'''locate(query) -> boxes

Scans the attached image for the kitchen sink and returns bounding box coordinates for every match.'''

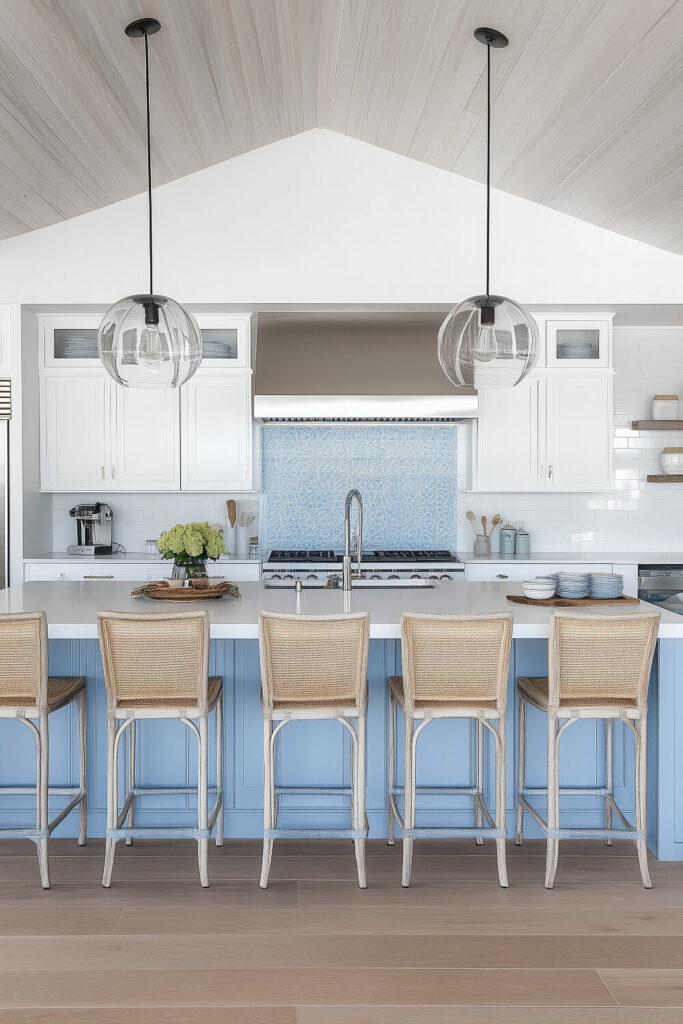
[264,578,436,590]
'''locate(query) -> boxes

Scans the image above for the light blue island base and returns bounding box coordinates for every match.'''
[0,638,681,860]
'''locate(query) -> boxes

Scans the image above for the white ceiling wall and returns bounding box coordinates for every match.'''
[0,0,682,252]
[1,130,682,306]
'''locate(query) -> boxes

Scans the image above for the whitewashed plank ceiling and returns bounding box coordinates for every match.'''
[0,0,682,250]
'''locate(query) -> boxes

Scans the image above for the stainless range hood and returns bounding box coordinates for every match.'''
[253,312,477,421]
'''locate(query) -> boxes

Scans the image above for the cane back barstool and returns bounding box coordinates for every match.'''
[97,610,223,888]
[258,611,369,889]
[388,612,513,888]
[516,610,660,889]
[0,611,87,888]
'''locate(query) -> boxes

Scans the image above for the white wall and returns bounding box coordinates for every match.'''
[459,327,683,554]
[0,130,683,306]
[52,493,260,556]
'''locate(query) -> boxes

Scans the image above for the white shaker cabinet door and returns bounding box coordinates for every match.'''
[40,375,108,490]
[475,377,541,490]
[181,373,253,490]
[114,386,180,489]
[544,373,612,490]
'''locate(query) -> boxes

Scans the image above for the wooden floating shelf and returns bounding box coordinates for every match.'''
[647,474,683,483]
[632,420,683,430]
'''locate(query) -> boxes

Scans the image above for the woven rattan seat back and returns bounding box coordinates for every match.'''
[400,613,513,711]
[259,612,369,709]
[98,610,210,710]
[549,611,660,706]
[0,612,48,708]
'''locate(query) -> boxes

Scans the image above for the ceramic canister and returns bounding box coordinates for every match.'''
[499,524,516,556]
[515,527,531,555]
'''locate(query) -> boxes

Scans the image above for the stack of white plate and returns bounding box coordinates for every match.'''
[589,573,623,599]
[556,571,590,599]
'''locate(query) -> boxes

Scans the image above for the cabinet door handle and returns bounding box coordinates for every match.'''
[83,575,114,579]
[496,573,509,579]
[539,465,544,479]
[548,465,553,479]
[242,464,248,480]
[100,466,105,479]
[111,465,116,478]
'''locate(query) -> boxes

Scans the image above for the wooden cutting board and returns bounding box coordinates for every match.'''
[507,594,639,607]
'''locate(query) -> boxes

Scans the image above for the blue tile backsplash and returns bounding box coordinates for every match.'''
[261,425,458,552]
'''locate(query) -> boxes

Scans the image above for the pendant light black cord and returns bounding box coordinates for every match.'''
[485,39,491,301]
[144,30,153,300]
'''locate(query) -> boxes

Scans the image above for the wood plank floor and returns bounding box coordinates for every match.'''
[0,838,682,1021]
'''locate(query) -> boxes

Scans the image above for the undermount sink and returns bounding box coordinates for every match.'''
[264,578,436,590]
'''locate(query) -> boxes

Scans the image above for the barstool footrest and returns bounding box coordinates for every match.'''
[265,827,368,839]
[0,828,49,841]
[274,785,353,796]
[107,827,213,840]
[403,826,506,839]
[519,795,645,840]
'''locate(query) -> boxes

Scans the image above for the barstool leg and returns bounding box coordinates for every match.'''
[475,718,484,846]
[353,714,367,889]
[545,713,560,889]
[126,720,136,846]
[260,718,274,889]
[102,716,118,888]
[77,689,87,847]
[494,718,508,888]
[604,717,613,846]
[215,692,224,847]
[515,695,526,845]
[634,713,652,889]
[197,715,209,888]
[401,714,415,888]
[387,693,395,846]
[37,713,50,889]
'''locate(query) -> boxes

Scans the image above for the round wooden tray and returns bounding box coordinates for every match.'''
[131,581,240,601]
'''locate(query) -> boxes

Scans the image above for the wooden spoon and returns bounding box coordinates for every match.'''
[481,515,488,537]
[466,510,477,534]
[227,500,236,528]
[490,514,502,534]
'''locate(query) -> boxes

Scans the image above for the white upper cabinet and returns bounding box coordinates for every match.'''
[39,314,102,368]
[41,375,108,490]
[195,315,251,368]
[544,374,612,490]
[541,315,612,368]
[113,386,180,489]
[476,378,541,490]
[181,372,253,491]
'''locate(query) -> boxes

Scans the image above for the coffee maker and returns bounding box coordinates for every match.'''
[68,503,113,555]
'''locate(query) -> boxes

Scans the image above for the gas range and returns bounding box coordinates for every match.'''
[263,549,464,585]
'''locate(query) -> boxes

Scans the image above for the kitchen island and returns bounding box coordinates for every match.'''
[0,580,681,859]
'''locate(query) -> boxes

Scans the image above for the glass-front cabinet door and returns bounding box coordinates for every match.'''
[195,316,251,369]
[40,315,102,368]
[546,318,611,368]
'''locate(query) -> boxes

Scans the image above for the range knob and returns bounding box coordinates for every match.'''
[388,574,400,580]
[410,574,422,579]
[428,574,440,580]
[307,574,318,581]
[440,574,452,581]
[271,574,281,580]
[371,574,381,580]
[283,574,294,580]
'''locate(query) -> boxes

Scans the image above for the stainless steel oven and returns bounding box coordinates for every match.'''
[638,565,683,616]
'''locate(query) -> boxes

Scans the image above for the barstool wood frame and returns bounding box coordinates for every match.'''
[388,612,513,888]
[0,611,87,888]
[98,610,223,888]
[258,611,370,889]
[515,610,660,889]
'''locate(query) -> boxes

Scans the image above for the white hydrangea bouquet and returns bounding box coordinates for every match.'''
[157,521,225,578]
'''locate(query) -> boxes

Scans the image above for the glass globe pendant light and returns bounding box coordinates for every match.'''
[98,18,202,389]
[438,27,539,390]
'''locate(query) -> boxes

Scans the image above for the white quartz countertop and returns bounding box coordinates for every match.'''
[22,553,260,564]
[457,551,683,565]
[2,580,681,639]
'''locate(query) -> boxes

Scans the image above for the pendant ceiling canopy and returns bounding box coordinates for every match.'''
[98,17,202,389]
[438,27,539,391]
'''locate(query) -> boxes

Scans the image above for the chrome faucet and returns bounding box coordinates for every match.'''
[342,488,363,591]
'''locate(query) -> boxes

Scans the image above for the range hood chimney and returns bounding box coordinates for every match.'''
[253,312,477,422]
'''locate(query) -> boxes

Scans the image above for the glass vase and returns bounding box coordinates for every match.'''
[171,556,207,581]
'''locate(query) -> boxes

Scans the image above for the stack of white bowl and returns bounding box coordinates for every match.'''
[556,572,590,599]
[521,579,556,600]
[589,572,623,599]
